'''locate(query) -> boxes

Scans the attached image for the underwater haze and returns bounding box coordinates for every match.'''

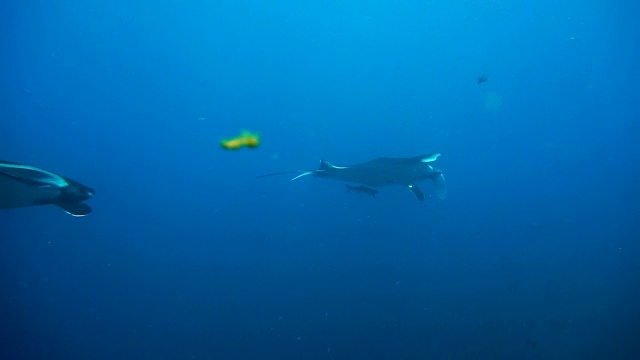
[1,0,639,359]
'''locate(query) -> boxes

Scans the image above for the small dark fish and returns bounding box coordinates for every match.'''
[477,74,488,84]
[345,184,379,197]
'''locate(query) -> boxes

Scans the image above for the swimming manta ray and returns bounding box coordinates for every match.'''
[0,160,95,216]
[260,153,446,201]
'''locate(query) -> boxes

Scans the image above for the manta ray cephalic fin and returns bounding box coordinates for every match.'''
[407,184,425,201]
[55,202,92,217]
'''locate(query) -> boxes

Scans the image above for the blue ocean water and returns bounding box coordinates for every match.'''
[1,0,639,359]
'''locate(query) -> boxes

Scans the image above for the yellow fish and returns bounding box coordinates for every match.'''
[220,130,260,150]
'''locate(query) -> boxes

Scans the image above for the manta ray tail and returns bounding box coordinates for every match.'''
[256,171,314,181]
[256,171,300,179]
[432,173,447,199]
[290,171,314,181]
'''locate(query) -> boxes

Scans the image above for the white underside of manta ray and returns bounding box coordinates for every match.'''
[260,153,447,201]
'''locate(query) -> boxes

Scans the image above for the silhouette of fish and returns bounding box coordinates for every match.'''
[259,153,446,201]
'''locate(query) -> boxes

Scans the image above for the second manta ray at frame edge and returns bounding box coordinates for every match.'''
[259,153,447,201]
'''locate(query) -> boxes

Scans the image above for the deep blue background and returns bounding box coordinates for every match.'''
[1,0,639,359]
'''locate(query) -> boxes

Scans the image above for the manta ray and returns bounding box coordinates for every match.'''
[0,160,95,216]
[260,153,446,201]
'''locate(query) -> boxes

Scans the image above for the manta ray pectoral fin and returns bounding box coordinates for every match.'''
[291,171,314,181]
[407,184,425,201]
[432,173,447,199]
[0,162,68,187]
[419,153,441,163]
[55,202,92,217]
